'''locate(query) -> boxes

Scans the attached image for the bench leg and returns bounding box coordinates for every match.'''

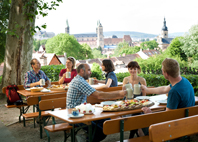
[88,124,92,142]
[23,116,26,127]
[71,124,75,142]
[44,129,50,142]
[64,130,67,142]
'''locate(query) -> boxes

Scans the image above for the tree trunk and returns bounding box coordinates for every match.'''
[0,0,37,95]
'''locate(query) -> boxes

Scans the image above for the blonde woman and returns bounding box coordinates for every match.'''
[59,57,77,84]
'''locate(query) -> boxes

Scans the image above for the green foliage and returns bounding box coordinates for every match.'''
[189,60,198,69]
[165,37,187,61]
[98,46,102,53]
[45,33,92,60]
[91,63,103,80]
[135,53,188,71]
[92,48,106,59]
[114,41,131,56]
[140,40,158,50]
[0,75,2,84]
[120,46,140,55]
[41,64,65,82]
[180,24,198,60]
[81,43,93,59]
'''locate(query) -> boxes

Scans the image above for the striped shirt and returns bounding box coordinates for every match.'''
[24,70,49,88]
[66,75,96,109]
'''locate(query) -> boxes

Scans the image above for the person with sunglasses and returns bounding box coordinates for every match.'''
[59,57,77,84]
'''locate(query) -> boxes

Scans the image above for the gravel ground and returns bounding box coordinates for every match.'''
[0,95,198,142]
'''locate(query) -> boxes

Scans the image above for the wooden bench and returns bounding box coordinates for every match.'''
[149,114,198,142]
[39,97,72,142]
[22,93,66,127]
[103,105,198,142]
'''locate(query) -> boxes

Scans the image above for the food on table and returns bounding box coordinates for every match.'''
[103,99,154,111]
[50,84,68,89]
[75,103,95,114]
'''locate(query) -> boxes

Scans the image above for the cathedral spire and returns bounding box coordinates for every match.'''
[162,17,168,31]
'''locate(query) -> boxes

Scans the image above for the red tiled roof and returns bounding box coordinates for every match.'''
[123,35,132,42]
[116,54,140,65]
[104,38,123,45]
[142,50,160,57]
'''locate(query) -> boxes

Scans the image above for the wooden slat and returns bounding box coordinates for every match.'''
[103,105,198,135]
[116,136,150,142]
[27,93,66,105]
[5,104,28,108]
[22,111,49,118]
[44,123,72,132]
[149,115,198,142]
[39,97,66,110]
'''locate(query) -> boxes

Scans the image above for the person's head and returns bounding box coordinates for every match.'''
[162,58,180,78]
[126,61,141,75]
[30,58,41,70]
[66,57,76,69]
[101,59,115,72]
[77,63,92,80]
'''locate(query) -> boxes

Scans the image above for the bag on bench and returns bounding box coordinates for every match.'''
[6,85,23,105]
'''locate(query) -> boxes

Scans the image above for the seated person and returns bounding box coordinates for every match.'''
[94,59,118,89]
[24,58,50,88]
[141,58,195,136]
[67,63,127,142]
[123,61,147,97]
[59,57,77,85]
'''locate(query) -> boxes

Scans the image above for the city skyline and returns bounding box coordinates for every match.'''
[35,0,198,35]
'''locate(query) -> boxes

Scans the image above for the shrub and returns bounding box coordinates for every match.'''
[0,75,2,84]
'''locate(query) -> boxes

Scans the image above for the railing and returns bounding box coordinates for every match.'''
[142,67,198,75]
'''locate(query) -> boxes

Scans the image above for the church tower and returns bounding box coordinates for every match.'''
[161,17,168,38]
[96,20,104,49]
[65,19,70,34]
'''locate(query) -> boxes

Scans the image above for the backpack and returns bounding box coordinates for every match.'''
[6,85,23,105]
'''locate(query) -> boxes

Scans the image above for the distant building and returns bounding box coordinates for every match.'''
[65,20,132,50]
[32,52,62,66]
[34,31,55,40]
[137,49,160,59]
[157,18,174,51]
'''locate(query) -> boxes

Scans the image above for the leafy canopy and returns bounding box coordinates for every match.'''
[45,33,93,60]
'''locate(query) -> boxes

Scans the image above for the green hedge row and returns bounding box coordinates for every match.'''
[41,65,198,96]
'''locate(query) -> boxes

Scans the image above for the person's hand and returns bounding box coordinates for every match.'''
[141,85,147,94]
[122,85,126,91]
[63,73,66,78]
[119,90,127,98]
[142,107,152,114]
[94,79,99,84]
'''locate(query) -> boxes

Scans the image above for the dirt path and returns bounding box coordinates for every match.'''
[0,96,198,142]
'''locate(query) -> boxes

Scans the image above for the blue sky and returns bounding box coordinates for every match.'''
[35,0,198,35]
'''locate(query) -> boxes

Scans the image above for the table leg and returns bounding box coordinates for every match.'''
[71,124,75,142]
[88,124,92,142]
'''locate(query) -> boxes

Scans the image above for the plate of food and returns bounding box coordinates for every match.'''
[41,88,51,92]
[25,88,31,91]
[30,87,43,92]
[75,103,95,115]
[68,113,84,118]
[103,99,154,111]
[49,84,69,91]
[157,100,167,104]
[136,96,150,100]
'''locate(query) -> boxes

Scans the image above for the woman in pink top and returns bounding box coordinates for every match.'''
[59,57,77,84]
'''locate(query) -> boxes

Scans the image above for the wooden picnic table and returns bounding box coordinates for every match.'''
[48,94,198,142]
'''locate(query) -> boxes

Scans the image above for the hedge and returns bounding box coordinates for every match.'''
[41,65,198,96]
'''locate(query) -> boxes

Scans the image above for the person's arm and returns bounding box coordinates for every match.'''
[141,85,171,95]
[94,79,106,84]
[59,73,66,84]
[95,78,112,89]
[24,72,40,88]
[91,90,127,100]
[141,78,147,96]
[122,77,128,86]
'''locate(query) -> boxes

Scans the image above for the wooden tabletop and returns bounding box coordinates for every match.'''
[48,103,166,124]
[17,89,68,97]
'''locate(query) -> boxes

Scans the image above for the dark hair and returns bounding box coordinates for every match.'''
[30,58,38,68]
[126,61,141,73]
[77,64,85,73]
[67,57,76,69]
[102,59,115,72]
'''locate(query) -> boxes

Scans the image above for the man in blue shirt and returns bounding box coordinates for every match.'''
[142,58,195,112]
[24,58,50,88]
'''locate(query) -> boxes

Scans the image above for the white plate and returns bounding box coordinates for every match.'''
[25,88,31,91]
[101,101,116,106]
[41,89,51,92]
[157,100,167,104]
[136,96,150,100]
[68,114,84,118]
